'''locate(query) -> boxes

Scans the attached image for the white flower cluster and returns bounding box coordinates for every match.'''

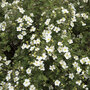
[16,15,34,40]
[0,56,11,70]
[42,30,52,43]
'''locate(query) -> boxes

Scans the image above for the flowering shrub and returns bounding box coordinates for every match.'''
[0,0,90,90]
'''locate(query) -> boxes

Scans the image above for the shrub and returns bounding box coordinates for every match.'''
[0,0,90,90]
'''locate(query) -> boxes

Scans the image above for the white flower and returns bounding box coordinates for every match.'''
[57,47,63,53]
[3,56,7,61]
[85,57,90,65]
[29,85,36,90]
[16,17,23,23]
[18,7,25,14]
[45,46,54,53]
[26,45,30,49]
[39,64,45,71]
[69,73,74,79]
[36,56,42,61]
[1,3,5,8]
[52,55,57,60]
[80,58,85,64]
[73,62,78,67]
[71,17,76,22]
[49,65,55,71]
[27,17,33,23]
[27,21,32,26]
[47,24,54,30]
[23,15,28,20]
[21,43,26,49]
[83,84,87,88]
[23,79,30,87]
[64,52,71,59]
[54,80,60,86]
[62,30,67,35]
[62,9,69,14]
[0,86,3,90]
[57,17,66,24]
[5,14,9,19]
[81,13,88,19]
[26,68,31,74]
[17,27,22,31]
[1,27,5,31]
[68,39,73,44]
[59,60,65,65]
[70,21,74,27]
[42,53,47,60]
[56,20,61,24]
[62,65,68,69]
[50,46,55,52]
[59,60,68,69]
[45,35,52,43]
[61,17,66,22]
[41,11,46,16]
[1,1,8,8]
[12,0,19,4]
[5,60,11,65]
[35,48,40,51]
[36,39,41,44]
[20,67,23,70]
[74,56,79,60]
[81,21,86,26]
[49,85,53,90]
[19,23,24,27]
[58,42,63,46]
[62,46,69,53]
[22,28,26,30]
[76,13,80,17]
[61,34,67,39]
[17,34,23,40]
[22,31,27,36]
[45,30,52,35]
[33,61,40,66]
[45,19,51,25]
[30,26,36,32]
[27,22,32,26]
[30,34,36,40]
[30,13,34,17]
[0,81,5,85]
[15,71,19,76]
[33,40,37,45]
[33,60,43,66]
[53,27,60,33]
[76,80,82,86]
[14,77,19,82]
[0,21,6,31]
[6,75,11,81]
[8,86,14,90]
[0,56,2,61]
[8,70,12,74]
[0,63,3,67]
[85,88,89,90]
[30,46,35,51]
[77,67,82,74]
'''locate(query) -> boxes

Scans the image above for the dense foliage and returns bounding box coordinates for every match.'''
[0,0,90,90]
